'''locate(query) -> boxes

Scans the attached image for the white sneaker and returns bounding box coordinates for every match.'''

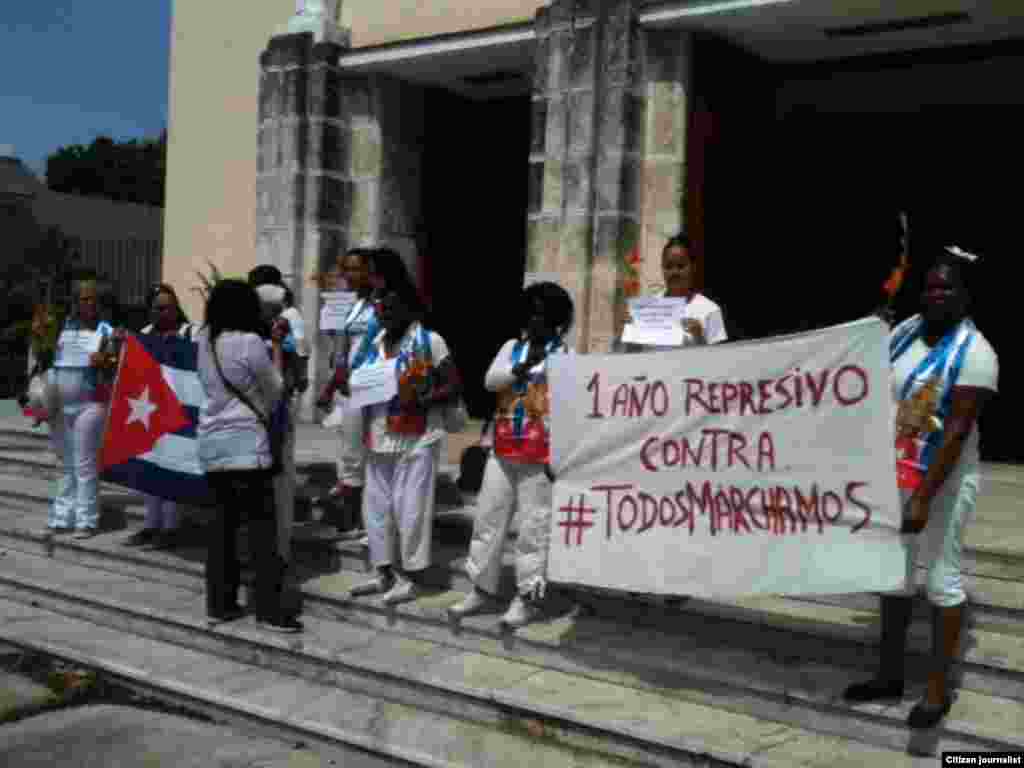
[501,595,539,628]
[448,589,496,619]
[382,578,425,605]
[350,574,393,597]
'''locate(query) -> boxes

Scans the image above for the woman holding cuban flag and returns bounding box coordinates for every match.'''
[122,284,195,550]
[844,244,998,730]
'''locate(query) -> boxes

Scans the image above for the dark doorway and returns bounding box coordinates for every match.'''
[696,37,1022,461]
[420,90,532,419]
[766,106,1021,462]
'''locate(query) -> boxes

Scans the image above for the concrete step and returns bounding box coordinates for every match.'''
[2,507,1023,749]
[0,546,1013,766]
[0,599,662,768]
[0,488,1021,650]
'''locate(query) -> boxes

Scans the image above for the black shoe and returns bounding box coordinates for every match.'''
[907,695,952,729]
[843,678,904,703]
[146,530,182,551]
[123,529,157,547]
[208,604,246,622]
[257,616,303,634]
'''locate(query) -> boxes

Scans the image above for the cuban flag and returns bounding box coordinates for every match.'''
[99,333,214,506]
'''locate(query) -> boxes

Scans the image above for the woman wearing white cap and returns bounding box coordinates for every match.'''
[253,277,302,561]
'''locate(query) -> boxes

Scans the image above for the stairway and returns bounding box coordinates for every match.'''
[1,425,1022,767]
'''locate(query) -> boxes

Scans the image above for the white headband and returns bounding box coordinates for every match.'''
[945,245,979,263]
[256,284,286,304]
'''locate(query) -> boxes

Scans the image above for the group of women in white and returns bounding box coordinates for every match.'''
[315,234,728,628]
[32,229,997,729]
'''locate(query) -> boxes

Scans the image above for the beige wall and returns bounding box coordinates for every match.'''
[345,0,543,47]
[165,0,296,321]
[164,0,543,321]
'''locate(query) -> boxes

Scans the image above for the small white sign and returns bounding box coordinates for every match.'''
[54,329,102,368]
[319,291,358,332]
[348,359,398,409]
[621,297,688,347]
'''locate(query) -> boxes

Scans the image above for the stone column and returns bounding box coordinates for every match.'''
[257,18,427,421]
[640,29,692,295]
[256,28,349,420]
[527,0,646,353]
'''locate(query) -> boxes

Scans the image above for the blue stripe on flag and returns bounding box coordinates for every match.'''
[136,332,198,371]
[103,458,215,507]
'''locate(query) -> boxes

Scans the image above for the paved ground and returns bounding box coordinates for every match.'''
[0,639,401,768]
[0,704,401,768]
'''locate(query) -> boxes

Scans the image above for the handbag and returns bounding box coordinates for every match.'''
[443,398,468,434]
[210,338,285,475]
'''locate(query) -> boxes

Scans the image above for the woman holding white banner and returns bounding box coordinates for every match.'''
[449,282,573,628]
[123,283,195,550]
[348,257,463,605]
[46,280,116,539]
[619,232,727,351]
[844,247,998,730]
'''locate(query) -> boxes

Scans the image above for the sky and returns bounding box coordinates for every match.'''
[1,0,172,177]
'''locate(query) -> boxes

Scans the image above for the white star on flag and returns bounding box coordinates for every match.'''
[126,387,159,431]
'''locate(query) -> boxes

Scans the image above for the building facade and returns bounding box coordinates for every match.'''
[164,1,1024,459]
[0,148,163,311]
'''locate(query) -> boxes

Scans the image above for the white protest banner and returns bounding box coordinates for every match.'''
[547,317,906,599]
[54,329,102,368]
[348,359,398,409]
[319,291,358,333]
[621,297,688,347]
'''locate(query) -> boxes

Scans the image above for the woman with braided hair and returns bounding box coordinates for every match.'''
[449,281,574,628]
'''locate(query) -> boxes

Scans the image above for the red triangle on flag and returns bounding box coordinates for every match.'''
[100,334,191,471]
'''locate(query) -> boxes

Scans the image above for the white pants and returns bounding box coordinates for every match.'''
[49,404,106,531]
[143,495,179,531]
[365,443,440,572]
[892,474,977,608]
[465,456,552,598]
[273,399,298,560]
[337,400,367,488]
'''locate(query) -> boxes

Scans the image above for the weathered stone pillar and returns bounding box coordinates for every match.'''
[527,0,647,353]
[257,31,349,420]
[257,11,426,421]
[641,29,692,294]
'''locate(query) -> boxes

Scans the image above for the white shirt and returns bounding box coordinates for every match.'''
[619,292,727,352]
[890,328,998,477]
[365,326,451,455]
[281,306,308,357]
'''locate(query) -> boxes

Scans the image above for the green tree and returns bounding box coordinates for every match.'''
[45,131,166,207]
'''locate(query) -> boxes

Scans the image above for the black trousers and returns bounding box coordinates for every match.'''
[205,469,289,621]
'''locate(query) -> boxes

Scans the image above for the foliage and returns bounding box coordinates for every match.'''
[191,260,225,303]
[0,223,82,354]
[45,132,166,207]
